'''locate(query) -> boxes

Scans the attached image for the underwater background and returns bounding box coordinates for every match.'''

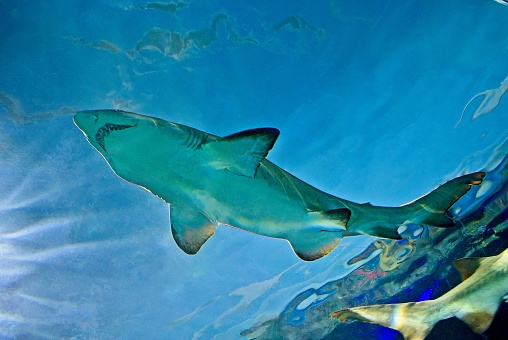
[1,0,507,339]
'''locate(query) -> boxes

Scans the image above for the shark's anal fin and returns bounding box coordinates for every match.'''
[203,127,280,177]
[169,203,217,255]
[288,208,350,261]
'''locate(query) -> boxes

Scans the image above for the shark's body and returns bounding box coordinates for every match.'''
[74,109,484,260]
[332,248,508,339]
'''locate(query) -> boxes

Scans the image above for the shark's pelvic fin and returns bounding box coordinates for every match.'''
[169,203,217,255]
[287,208,350,261]
[203,127,280,177]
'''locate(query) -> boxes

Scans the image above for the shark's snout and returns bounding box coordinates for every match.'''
[74,110,140,165]
[74,110,141,138]
[74,111,99,136]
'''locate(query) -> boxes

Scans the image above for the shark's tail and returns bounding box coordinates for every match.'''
[331,300,440,340]
[352,172,485,240]
[400,171,485,228]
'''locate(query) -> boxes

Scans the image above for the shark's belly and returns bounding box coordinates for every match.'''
[114,154,333,239]
[198,171,312,237]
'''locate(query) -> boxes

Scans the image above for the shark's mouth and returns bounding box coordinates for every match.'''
[95,123,134,150]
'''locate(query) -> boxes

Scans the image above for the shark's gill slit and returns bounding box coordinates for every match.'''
[185,129,204,149]
[95,123,134,150]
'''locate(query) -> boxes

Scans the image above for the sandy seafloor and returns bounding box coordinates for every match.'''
[1,1,507,339]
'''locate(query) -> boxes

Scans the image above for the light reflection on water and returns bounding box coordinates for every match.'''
[0,1,507,339]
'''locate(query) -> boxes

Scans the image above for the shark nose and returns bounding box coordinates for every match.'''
[74,111,98,129]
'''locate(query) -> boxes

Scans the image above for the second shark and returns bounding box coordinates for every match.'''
[332,248,508,339]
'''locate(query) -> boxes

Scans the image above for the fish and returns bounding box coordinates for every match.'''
[455,74,508,128]
[73,109,485,261]
[331,248,508,339]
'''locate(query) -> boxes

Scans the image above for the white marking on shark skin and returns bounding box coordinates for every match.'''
[390,304,405,331]
[417,203,443,214]
[74,110,485,261]
[494,0,508,6]
[455,75,508,128]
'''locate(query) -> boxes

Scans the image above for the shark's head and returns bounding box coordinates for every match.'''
[75,110,137,153]
[74,109,162,163]
[74,109,196,173]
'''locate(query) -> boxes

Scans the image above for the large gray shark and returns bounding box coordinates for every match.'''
[73,109,485,261]
[332,248,508,339]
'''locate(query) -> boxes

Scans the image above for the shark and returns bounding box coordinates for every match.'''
[73,109,485,261]
[331,248,508,339]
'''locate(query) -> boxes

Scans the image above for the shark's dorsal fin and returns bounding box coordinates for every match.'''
[454,257,483,281]
[169,203,217,255]
[203,127,280,177]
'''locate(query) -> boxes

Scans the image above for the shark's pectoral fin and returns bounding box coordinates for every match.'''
[203,127,280,177]
[169,204,217,255]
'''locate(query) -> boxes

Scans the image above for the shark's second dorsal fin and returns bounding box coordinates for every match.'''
[203,128,280,177]
[454,257,483,281]
[169,203,217,255]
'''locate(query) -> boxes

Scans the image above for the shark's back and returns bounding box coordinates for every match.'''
[256,159,349,213]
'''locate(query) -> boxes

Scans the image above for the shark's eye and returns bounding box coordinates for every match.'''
[95,123,133,150]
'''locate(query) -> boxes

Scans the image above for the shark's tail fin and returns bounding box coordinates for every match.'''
[400,171,485,228]
[331,300,440,340]
[354,172,485,240]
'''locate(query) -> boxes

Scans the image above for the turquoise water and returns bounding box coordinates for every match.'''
[1,1,507,339]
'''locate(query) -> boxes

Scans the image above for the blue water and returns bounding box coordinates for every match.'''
[1,1,507,339]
